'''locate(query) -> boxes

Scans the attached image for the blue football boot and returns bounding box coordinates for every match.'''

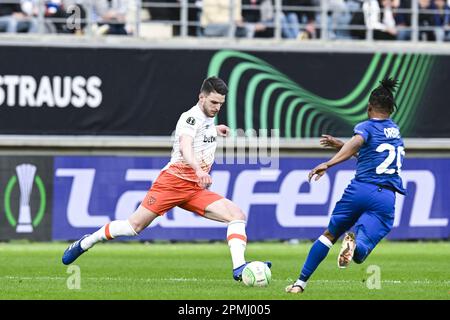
[62,234,90,265]
[233,261,272,281]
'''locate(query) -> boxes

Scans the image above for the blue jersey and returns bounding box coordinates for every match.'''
[353,118,406,195]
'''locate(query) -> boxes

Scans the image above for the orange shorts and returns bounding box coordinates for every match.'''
[141,170,223,216]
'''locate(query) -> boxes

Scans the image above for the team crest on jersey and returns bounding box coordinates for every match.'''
[186,117,196,125]
[147,195,156,205]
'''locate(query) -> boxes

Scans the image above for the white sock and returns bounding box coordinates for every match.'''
[318,235,333,248]
[227,220,247,269]
[294,279,307,290]
[80,220,138,250]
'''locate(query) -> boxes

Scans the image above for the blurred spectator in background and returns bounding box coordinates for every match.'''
[172,0,202,37]
[143,0,178,22]
[281,0,300,38]
[91,0,130,35]
[242,0,274,38]
[1,0,447,41]
[327,0,352,39]
[63,0,128,35]
[186,0,202,36]
[433,0,450,41]
[45,1,66,33]
[418,0,435,40]
[394,0,411,40]
[281,0,316,39]
[60,0,87,34]
[0,0,38,33]
[363,0,397,40]
[349,0,365,39]
[336,0,362,39]
[201,0,246,37]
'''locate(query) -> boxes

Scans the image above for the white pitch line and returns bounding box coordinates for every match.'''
[1,276,449,285]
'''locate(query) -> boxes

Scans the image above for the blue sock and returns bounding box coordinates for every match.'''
[354,240,371,264]
[353,226,372,264]
[299,235,333,282]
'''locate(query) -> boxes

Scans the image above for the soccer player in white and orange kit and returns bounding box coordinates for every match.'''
[62,76,271,281]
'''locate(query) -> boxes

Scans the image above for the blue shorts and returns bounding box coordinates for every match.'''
[328,180,395,251]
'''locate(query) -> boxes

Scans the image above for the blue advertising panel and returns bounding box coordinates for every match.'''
[53,156,450,240]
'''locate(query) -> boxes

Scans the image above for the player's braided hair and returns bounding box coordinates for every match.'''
[201,76,228,95]
[369,77,400,114]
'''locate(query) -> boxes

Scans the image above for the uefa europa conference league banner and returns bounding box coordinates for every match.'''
[52,156,449,241]
[0,46,450,137]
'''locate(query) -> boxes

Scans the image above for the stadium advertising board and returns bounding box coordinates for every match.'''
[0,157,53,241]
[0,46,449,137]
[52,156,449,241]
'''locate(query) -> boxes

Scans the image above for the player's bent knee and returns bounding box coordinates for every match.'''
[129,221,143,234]
[223,199,247,222]
[230,209,246,222]
[204,199,247,223]
[323,229,337,244]
[220,211,246,223]
[128,217,150,234]
[128,206,159,233]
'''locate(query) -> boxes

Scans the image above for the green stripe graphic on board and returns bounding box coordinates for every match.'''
[207,50,434,137]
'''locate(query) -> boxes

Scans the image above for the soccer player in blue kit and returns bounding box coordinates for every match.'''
[286,78,406,293]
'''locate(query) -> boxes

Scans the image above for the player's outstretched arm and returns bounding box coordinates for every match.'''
[320,134,359,158]
[319,134,358,157]
[179,134,212,188]
[320,134,345,150]
[326,134,364,166]
[309,134,364,182]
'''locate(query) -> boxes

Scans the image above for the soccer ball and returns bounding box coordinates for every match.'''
[242,261,271,287]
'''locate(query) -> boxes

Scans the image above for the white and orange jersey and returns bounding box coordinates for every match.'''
[162,104,217,182]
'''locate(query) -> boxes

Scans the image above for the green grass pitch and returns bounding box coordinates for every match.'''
[0,241,449,300]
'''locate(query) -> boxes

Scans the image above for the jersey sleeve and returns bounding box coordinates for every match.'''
[353,121,370,142]
[177,113,201,138]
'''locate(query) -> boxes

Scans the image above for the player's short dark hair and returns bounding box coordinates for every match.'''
[200,76,228,96]
[368,77,400,114]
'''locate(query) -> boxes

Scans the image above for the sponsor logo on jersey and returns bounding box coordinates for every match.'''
[203,136,216,143]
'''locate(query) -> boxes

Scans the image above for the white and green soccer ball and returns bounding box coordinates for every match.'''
[242,261,271,287]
